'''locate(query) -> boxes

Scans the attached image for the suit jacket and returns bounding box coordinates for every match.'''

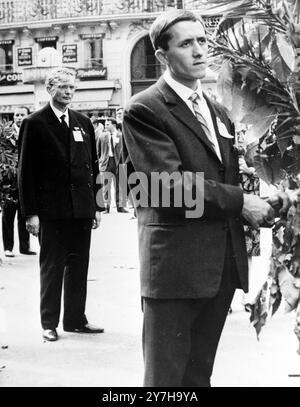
[18,103,102,220]
[123,77,248,299]
[96,128,122,172]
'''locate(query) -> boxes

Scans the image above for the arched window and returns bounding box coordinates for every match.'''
[130,35,165,95]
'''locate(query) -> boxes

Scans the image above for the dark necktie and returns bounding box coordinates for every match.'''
[60,114,69,138]
[110,134,115,156]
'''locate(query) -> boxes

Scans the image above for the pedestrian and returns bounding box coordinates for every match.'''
[97,117,128,214]
[18,67,104,342]
[2,106,36,257]
[122,9,290,386]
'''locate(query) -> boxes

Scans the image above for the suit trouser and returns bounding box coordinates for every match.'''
[2,200,30,252]
[102,157,125,208]
[142,237,239,387]
[39,219,92,330]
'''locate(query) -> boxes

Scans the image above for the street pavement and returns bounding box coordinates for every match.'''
[0,208,300,387]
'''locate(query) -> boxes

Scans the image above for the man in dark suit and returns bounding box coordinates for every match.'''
[18,67,104,342]
[96,117,128,213]
[2,106,36,257]
[122,10,289,386]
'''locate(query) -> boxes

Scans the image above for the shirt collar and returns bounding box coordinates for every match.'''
[163,69,204,104]
[50,101,69,125]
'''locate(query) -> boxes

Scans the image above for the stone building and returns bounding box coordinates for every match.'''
[0,0,219,121]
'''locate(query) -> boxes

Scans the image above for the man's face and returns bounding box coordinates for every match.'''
[14,108,28,127]
[116,109,124,123]
[157,20,208,88]
[105,120,115,132]
[47,74,76,108]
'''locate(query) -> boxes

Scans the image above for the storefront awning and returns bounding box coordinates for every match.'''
[0,91,34,113]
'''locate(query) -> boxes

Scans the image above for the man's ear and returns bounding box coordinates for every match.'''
[46,85,51,95]
[155,49,168,66]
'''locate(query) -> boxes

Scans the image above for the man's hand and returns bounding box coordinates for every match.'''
[242,194,275,230]
[26,215,40,236]
[266,190,292,215]
[92,211,101,229]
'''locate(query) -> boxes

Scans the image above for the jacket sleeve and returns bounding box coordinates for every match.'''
[123,101,243,219]
[17,117,38,217]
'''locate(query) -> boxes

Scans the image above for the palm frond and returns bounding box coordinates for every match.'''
[199,0,289,32]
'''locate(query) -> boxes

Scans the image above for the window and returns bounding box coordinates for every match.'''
[85,39,103,69]
[0,43,13,71]
[39,40,57,49]
[131,35,164,95]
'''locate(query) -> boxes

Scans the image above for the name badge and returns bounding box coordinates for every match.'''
[73,130,83,142]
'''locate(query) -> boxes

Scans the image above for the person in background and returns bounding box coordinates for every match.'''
[97,117,128,214]
[2,106,36,258]
[18,67,104,342]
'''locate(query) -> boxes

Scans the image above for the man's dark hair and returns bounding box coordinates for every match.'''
[106,117,117,126]
[149,9,206,51]
[14,105,31,115]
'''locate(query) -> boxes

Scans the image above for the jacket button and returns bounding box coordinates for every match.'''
[70,184,75,190]
[85,164,90,169]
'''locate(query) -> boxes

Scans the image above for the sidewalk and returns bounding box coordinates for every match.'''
[0,210,300,387]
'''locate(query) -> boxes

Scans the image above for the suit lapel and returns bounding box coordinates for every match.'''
[157,78,223,164]
[44,103,65,135]
[204,95,234,169]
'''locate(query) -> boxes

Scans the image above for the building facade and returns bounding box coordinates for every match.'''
[0,0,219,121]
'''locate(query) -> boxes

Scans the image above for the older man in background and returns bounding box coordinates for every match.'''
[18,67,104,342]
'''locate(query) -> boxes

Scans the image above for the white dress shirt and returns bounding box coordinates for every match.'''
[163,69,222,161]
[50,101,70,127]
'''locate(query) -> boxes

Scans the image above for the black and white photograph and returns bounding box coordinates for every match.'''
[0,0,300,393]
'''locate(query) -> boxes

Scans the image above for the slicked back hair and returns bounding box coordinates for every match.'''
[149,9,206,51]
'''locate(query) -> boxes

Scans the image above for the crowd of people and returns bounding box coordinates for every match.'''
[0,8,294,387]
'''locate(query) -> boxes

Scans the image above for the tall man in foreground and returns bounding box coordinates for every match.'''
[122,10,289,386]
[18,67,104,342]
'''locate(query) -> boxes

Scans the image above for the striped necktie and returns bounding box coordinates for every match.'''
[189,92,220,158]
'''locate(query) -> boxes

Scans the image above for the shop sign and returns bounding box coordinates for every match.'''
[35,36,58,43]
[80,34,104,40]
[0,40,14,45]
[17,48,32,66]
[0,72,22,85]
[77,67,107,80]
[62,44,77,63]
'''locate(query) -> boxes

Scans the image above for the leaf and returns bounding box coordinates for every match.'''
[278,268,300,312]
[243,108,276,142]
[295,301,300,355]
[253,154,286,185]
[250,281,269,339]
[269,276,282,315]
[244,141,259,166]
[217,60,234,112]
[275,33,296,71]
[270,34,294,82]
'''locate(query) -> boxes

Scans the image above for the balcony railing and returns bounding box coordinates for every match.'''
[0,0,184,25]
